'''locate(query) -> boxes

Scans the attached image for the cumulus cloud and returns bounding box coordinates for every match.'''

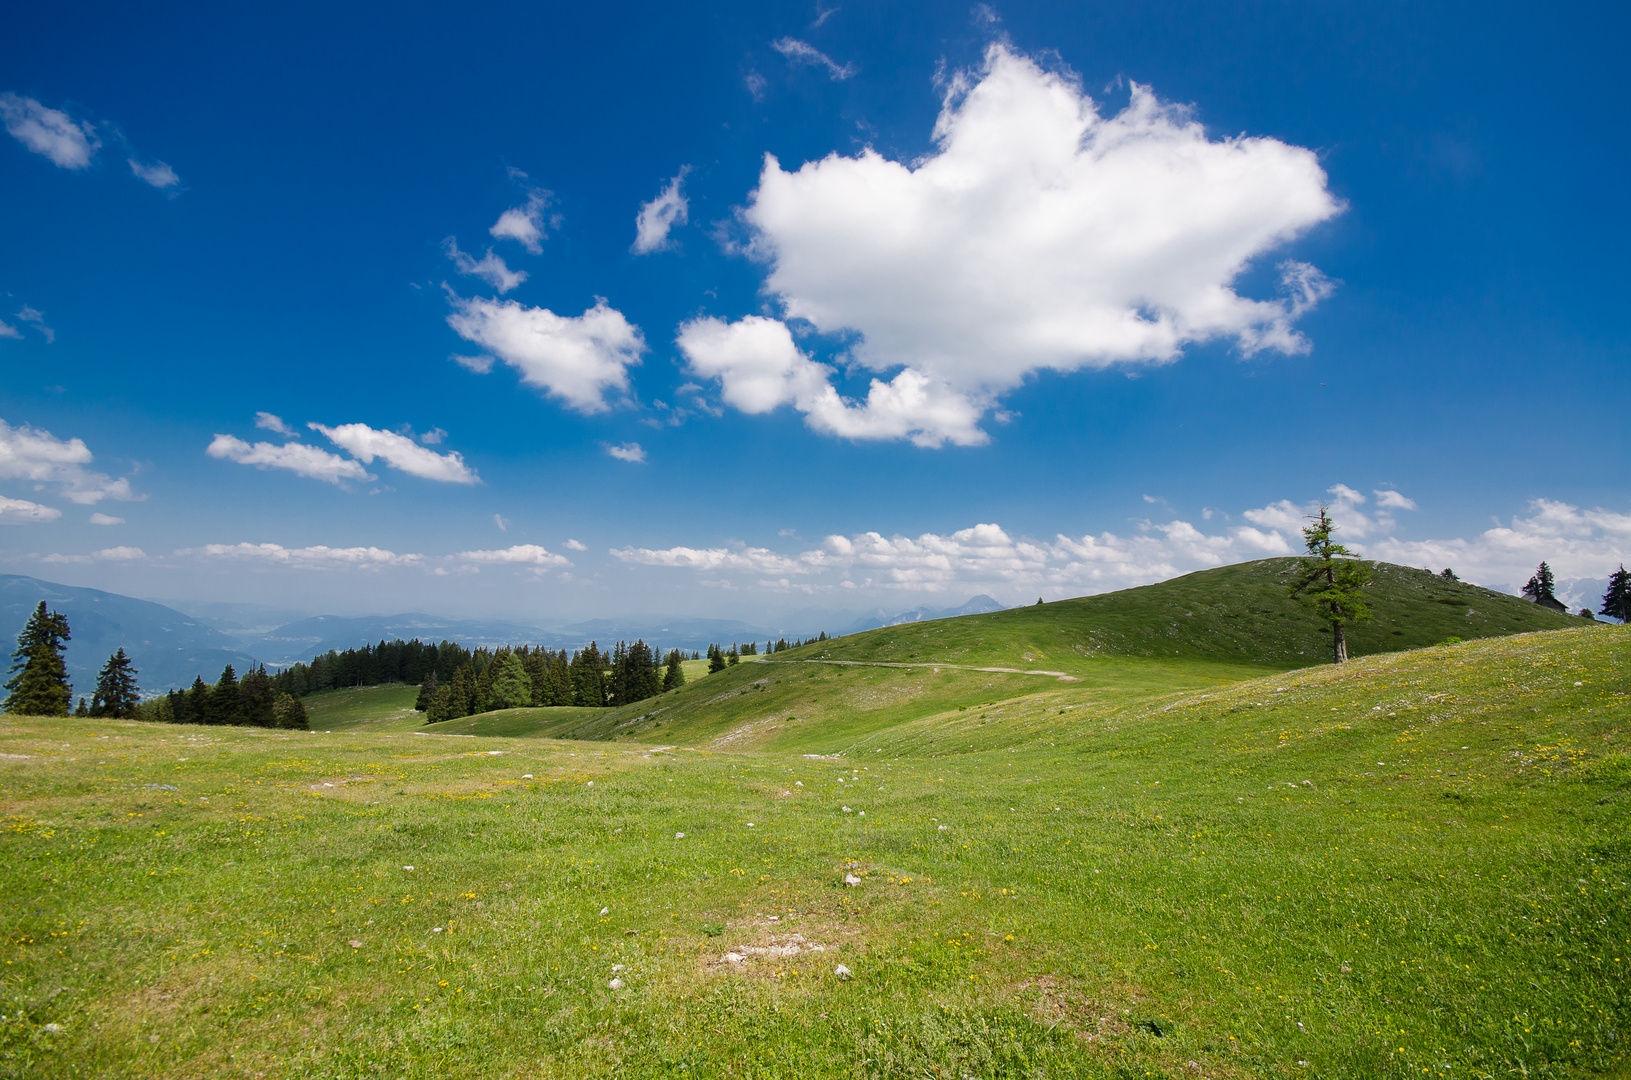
[677,314,987,447]
[564,538,588,551]
[446,294,645,413]
[443,237,527,292]
[724,44,1340,446]
[1374,489,1417,511]
[183,542,422,569]
[1,93,99,169]
[254,411,297,436]
[40,546,145,565]
[490,190,551,254]
[0,496,61,523]
[128,158,180,189]
[307,422,480,484]
[632,168,691,254]
[771,38,856,80]
[88,512,124,525]
[206,434,374,486]
[453,544,572,569]
[605,441,647,464]
[0,419,135,504]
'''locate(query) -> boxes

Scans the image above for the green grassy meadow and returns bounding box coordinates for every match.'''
[1,562,1626,1078]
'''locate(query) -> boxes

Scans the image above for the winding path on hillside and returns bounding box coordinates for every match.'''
[752,657,1080,681]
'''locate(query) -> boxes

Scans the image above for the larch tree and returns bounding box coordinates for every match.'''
[3,602,73,716]
[89,648,141,718]
[1288,505,1374,664]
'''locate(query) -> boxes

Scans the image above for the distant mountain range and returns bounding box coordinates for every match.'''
[0,573,1014,695]
[0,575,264,700]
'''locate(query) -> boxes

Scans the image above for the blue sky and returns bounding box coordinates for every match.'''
[2,0,1626,622]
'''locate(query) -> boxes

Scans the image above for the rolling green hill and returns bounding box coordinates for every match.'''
[437,559,1583,750]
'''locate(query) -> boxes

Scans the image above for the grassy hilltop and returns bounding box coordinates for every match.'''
[1,561,1625,1079]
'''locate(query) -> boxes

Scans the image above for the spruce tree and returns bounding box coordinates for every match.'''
[186,676,210,725]
[208,665,243,725]
[1522,562,1558,605]
[1288,505,1374,664]
[707,644,725,673]
[1601,564,1631,623]
[3,602,73,716]
[89,648,141,718]
[487,651,533,710]
[414,671,439,712]
[663,649,686,691]
[272,692,309,730]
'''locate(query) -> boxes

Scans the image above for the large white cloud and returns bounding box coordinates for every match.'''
[207,434,374,486]
[632,168,690,254]
[0,419,136,504]
[446,295,645,413]
[709,44,1341,446]
[308,423,479,484]
[1,93,99,169]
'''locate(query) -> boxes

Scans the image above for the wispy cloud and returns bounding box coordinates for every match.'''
[127,158,180,189]
[307,422,480,485]
[605,441,647,464]
[254,411,298,437]
[490,187,552,254]
[42,546,145,564]
[206,434,374,486]
[1,93,99,169]
[14,307,53,344]
[443,237,527,292]
[772,38,857,80]
[452,544,572,570]
[632,167,690,254]
[181,542,422,569]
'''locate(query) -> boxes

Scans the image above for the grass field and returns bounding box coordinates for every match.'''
[2,615,1626,1078]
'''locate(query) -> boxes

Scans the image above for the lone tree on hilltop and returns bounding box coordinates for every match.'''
[4,602,73,716]
[1288,506,1373,664]
[1602,564,1631,623]
[89,648,141,718]
[1522,562,1562,609]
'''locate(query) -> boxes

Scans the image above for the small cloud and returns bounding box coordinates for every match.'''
[94,545,144,560]
[453,544,571,569]
[0,496,61,524]
[972,3,1001,25]
[494,513,509,532]
[1327,484,1366,505]
[490,189,551,254]
[308,422,480,485]
[208,433,374,486]
[605,441,647,464]
[813,3,840,27]
[772,38,857,80]
[419,427,447,445]
[0,320,20,341]
[254,411,297,437]
[89,512,124,525]
[1373,489,1417,511]
[442,237,527,292]
[1,93,99,169]
[632,167,691,255]
[0,419,135,504]
[15,306,53,344]
[451,354,495,374]
[744,71,767,100]
[128,158,180,189]
[564,539,587,551]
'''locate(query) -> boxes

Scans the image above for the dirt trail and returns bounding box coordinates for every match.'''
[754,658,1079,682]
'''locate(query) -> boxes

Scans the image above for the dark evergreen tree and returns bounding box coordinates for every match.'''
[487,651,533,710]
[89,648,141,718]
[240,666,276,727]
[707,644,726,673]
[1522,562,1558,606]
[1597,564,1630,623]
[414,671,439,712]
[74,697,89,717]
[4,602,73,716]
[186,676,210,725]
[663,649,686,691]
[207,665,243,725]
[570,642,607,706]
[1288,506,1374,664]
[1439,568,1459,581]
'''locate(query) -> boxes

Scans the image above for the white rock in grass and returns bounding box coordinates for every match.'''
[834,964,853,981]
[608,977,625,990]
[522,774,533,779]
[42,1023,64,1033]
[611,964,625,972]
[725,952,746,964]
[844,873,861,886]
[600,907,609,916]
[675,832,685,839]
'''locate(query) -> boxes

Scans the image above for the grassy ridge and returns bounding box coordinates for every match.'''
[0,624,1625,1078]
